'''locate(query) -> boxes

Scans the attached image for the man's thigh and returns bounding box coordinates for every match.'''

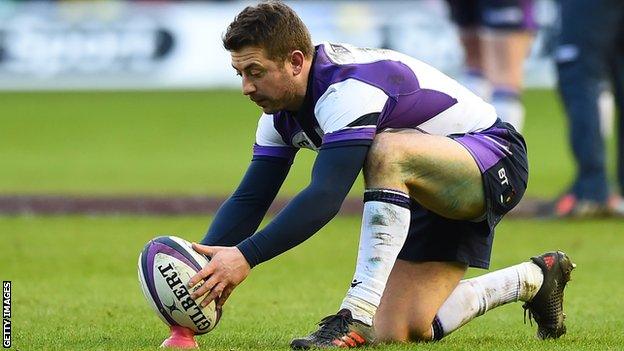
[374,260,467,342]
[365,130,485,220]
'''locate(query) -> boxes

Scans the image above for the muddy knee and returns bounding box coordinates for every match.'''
[366,133,402,169]
[364,132,414,189]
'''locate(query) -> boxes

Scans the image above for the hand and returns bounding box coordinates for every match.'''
[188,243,251,310]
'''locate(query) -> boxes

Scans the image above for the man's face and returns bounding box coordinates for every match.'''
[231,46,297,114]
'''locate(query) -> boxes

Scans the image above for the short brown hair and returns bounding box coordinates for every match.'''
[223,1,314,62]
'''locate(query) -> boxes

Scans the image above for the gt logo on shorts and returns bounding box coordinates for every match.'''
[498,167,509,186]
[497,167,516,206]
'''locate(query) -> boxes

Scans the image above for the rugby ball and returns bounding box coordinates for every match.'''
[138,236,220,334]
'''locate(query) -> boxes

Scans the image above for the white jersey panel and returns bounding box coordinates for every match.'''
[394,53,498,133]
[321,42,497,135]
[255,113,288,147]
[314,78,389,134]
[416,102,496,135]
[322,42,408,65]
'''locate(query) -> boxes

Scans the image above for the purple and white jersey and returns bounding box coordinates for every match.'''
[253,42,498,162]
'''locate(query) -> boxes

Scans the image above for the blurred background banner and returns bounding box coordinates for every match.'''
[0,0,557,91]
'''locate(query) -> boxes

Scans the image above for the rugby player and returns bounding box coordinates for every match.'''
[552,0,624,217]
[180,1,574,348]
[446,0,536,132]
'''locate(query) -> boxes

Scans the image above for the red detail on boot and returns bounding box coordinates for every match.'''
[555,194,576,217]
[543,255,555,270]
[160,325,198,349]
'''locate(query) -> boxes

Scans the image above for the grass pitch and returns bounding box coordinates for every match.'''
[1,89,623,350]
[1,215,623,350]
[0,89,598,197]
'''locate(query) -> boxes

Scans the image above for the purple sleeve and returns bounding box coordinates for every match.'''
[253,144,298,165]
[321,112,379,147]
[322,127,376,144]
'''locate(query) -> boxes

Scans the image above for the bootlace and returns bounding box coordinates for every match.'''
[313,313,352,341]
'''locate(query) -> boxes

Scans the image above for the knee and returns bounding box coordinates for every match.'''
[374,310,432,344]
[366,133,404,173]
[374,320,432,344]
[374,307,410,343]
[407,322,433,342]
[364,136,399,188]
[374,321,409,344]
[365,133,417,188]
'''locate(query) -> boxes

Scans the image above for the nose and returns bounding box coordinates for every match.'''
[242,76,256,96]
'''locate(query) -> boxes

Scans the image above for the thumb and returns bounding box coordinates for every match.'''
[191,242,224,257]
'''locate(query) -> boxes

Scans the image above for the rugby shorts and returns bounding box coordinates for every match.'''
[446,0,537,31]
[397,119,528,269]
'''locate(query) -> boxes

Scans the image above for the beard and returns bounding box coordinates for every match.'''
[261,79,299,114]
[250,68,302,114]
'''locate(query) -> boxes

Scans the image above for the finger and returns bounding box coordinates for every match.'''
[190,272,220,299]
[200,282,226,307]
[191,243,228,257]
[188,263,216,288]
[191,243,217,257]
[216,287,234,310]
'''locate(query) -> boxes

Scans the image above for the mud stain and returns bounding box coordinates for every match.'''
[373,232,392,247]
[370,213,387,226]
[369,256,383,264]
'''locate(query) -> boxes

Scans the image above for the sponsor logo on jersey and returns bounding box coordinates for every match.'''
[292,132,318,151]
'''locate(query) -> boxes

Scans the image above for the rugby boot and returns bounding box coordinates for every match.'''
[608,195,624,217]
[523,251,576,339]
[551,193,607,218]
[290,309,373,349]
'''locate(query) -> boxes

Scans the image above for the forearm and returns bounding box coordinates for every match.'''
[201,156,291,246]
[236,185,344,266]
[202,195,273,247]
[236,143,370,267]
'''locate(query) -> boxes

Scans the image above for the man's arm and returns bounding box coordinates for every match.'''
[236,142,370,267]
[201,155,292,247]
[188,143,370,309]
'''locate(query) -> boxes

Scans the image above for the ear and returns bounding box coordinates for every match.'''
[289,50,305,76]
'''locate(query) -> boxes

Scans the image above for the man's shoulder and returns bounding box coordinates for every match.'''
[318,42,409,65]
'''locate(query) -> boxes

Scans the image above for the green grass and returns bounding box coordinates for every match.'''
[0,90,316,196]
[1,88,615,198]
[1,215,623,350]
[1,89,622,350]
